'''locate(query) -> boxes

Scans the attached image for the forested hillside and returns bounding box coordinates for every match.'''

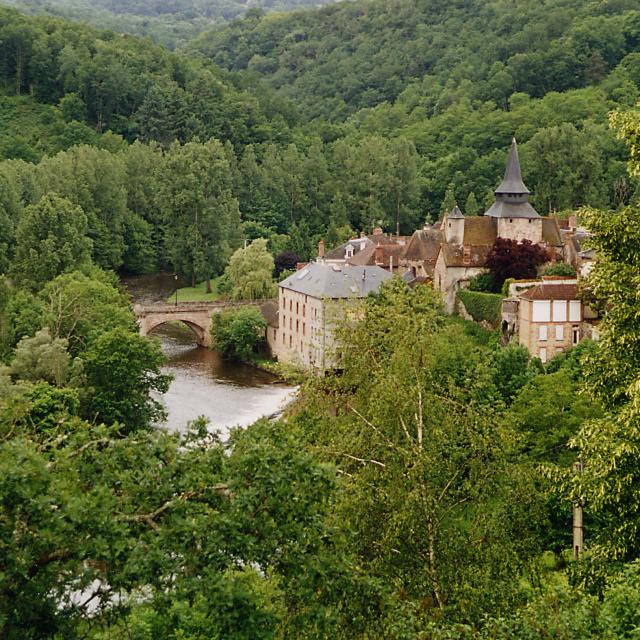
[0,0,338,48]
[191,0,640,120]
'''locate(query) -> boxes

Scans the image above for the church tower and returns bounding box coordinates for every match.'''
[444,205,464,245]
[484,138,542,243]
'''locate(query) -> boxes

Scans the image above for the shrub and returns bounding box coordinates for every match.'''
[211,307,267,360]
[457,290,503,326]
[486,238,550,289]
[468,272,495,292]
[543,262,576,277]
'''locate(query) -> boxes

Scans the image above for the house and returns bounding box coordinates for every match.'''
[273,262,393,370]
[400,226,443,281]
[501,277,598,361]
[323,227,408,273]
[432,139,563,312]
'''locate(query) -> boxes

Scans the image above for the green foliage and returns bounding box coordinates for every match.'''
[211,307,267,360]
[223,238,276,301]
[10,328,71,386]
[543,262,577,277]
[81,326,171,432]
[464,191,480,216]
[12,193,92,290]
[457,289,503,326]
[468,272,495,292]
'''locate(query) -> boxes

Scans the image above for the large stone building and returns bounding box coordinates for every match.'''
[273,262,393,369]
[433,139,563,311]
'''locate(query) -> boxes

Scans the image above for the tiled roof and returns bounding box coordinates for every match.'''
[348,243,405,267]
[403,228,443,262]
[324,237,372,260]
[462,217,496,246]
[441,244,491,268]
[542,217,562,246]
[519,283,579,301]
[279,262,393,298]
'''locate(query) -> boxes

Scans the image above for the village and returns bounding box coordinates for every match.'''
[270,139,598,370]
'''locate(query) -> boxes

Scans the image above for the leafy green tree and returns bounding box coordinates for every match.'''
[82,327,171,431]
[11,194,92,290]
[465,191,480,216]
[223,238,276,300]
[211,307,267,360]
[440,183,457,217]
[543,262,577,276]
[160,139,242,288]
[10,328,71,386]
[39,270,134,355]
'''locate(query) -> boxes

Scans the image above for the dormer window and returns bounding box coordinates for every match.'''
[345,244,354,259]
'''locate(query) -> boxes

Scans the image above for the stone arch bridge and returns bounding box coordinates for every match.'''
[134,300,275,347]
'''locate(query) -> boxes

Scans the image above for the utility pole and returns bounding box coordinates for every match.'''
[573,459,584,560]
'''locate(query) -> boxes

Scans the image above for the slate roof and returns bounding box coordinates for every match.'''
[279,262,393,298]
[448,205,464,219]
[485,138,541,219]
[348,242,405,267]
[495,138,530,195]
[324,237,373,260]
[519,283,579,301]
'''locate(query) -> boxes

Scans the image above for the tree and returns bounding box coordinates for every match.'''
[440,183,457,216]
[543,262,577,277]
[11,194,92,290]
[10,328,71,386]
[486,238,550,290]
[465,191,480,216]
[211,307,267,360]
[82,327,171,432]
[161,140,242,288]
[223,239,276,301]
[274,251,301,277]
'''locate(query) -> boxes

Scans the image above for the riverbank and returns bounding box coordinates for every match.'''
[166,277,222,303]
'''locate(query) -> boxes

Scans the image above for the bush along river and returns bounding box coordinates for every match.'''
[122,273,297,436]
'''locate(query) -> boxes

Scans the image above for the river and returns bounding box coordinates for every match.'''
[122,273,297,436]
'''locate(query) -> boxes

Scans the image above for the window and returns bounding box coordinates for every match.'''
[303,323,305,336]
[555,325,564,341]
[532,301,551,322]
[539,325,548,341]
[289,300,292,311]
[296,302,299,314]
[569,301,581,322]
[289,335,292,348]
[552,300,567,322]
[572,327,580,345]
[303,305,306,317]
[539,347,547,363]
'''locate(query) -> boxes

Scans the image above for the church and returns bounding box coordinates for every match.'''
[432,138,562,311]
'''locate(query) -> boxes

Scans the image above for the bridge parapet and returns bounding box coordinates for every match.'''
[135,299,276,348]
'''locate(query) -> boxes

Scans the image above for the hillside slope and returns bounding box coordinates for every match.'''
[0,0,340,48]
[189,0,640,120]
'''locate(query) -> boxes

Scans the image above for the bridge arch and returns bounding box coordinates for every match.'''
[145,318,208,346]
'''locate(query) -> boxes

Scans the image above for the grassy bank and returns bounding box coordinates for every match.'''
[167,277,222,303]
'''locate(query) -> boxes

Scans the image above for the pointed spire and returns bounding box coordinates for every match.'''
[495,138,529,195]
[448,204,464,219]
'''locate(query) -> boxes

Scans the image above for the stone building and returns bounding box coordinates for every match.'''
[432,139,563,312]
[515,279,582,363]
[273,262,393,370]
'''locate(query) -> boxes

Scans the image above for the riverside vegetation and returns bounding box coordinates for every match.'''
[1,0,640,636]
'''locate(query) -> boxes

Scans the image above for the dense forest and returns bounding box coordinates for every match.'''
[1,0,640,635]
[0,0,338,48]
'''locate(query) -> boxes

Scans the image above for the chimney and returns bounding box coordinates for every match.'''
[318,239,325,259]
[389,254,393,273]
[375,244,384,265]
[568,214,577,232]
[295,262,308,271]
